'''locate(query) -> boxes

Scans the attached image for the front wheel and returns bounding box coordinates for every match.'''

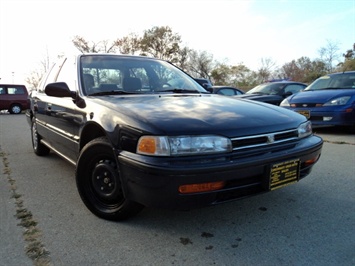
[76,137,144,221]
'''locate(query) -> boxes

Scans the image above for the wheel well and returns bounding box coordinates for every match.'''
[80,123,106,151]
[28,110,34,122]
[9,103,22,109]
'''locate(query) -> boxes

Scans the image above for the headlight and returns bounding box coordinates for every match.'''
[280,98,290,107]
[137,135,232,156]
[298,121,312,138]
[323,96,351,106]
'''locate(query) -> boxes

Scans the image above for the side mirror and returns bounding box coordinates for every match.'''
[45,82,75,98]
[204,84,213,93]
[45,82,86,108]
[283,91,293,97]
[196,82,213,93]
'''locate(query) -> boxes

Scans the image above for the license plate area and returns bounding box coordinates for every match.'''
[270,159,300,190]
[296,110,310,119]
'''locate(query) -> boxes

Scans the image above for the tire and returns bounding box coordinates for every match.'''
[31,118,50,156]
[9,104,22,114]
[76,137,144,221]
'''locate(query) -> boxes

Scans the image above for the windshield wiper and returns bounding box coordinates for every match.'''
[88,90,135,96]
[158,88,200,93]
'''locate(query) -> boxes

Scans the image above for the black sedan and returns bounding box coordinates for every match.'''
[235,81,307,105]
[211,86,244,96]
[26,54,323,221]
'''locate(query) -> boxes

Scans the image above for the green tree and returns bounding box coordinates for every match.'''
[338,43,355,71]
[230,64,255,90]
[140,26,182,63]
[186,50,214,79]
[279,57,326,83]
[113,33,142,55]
[210,63,232,85]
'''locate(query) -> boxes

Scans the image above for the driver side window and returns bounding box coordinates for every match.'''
[285,84,305,94]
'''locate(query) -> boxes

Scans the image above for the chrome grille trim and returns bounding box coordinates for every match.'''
[231,129,299,151]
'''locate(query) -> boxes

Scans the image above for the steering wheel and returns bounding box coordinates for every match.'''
[162,82,172,88]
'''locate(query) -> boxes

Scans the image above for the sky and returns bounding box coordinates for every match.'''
[0,0,354,85]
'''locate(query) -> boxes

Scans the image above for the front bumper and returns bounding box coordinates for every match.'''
[310,109,355,127]
[286,106,355,127]
[117,135,323,210]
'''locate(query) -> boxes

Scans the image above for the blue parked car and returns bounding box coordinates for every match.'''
[280,71,355,131]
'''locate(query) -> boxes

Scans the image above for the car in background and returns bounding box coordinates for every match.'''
[194,78,213,87]
[234,81,307,105]
[211,86,244,96]
[194,79,244,95]
[26,53,323,221]
[280,71,355,130]
[0,84,29,114]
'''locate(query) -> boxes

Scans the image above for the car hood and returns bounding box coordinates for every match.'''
[287,89,355,103]
[89,94,305,137]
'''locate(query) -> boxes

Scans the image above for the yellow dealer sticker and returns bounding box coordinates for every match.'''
[297,110,310,119]
[270,159,300,190]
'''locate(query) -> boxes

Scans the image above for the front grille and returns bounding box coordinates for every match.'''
[311,116,323,121]
[231,129,299,151]
[294,103,317,107]
[168,129,300,166]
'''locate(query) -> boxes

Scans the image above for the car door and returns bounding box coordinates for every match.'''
[35,57,85,162]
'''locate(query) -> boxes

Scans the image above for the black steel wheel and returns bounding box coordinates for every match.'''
[31,117,50,156]
[76,137,144,221]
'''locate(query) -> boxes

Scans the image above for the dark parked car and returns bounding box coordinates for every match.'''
[194,78,213,87]
[194,79,244,95]
[235,81,307,105]
[0,84,29,114]
[211,86,244,96]
[281,71,355,130]
[26,54,323,221]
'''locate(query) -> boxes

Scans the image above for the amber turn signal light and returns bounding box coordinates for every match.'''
[138,137,156,154]
[304,154,321,166]
[179,181,225,194]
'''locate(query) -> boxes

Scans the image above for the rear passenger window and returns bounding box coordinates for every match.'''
[8,86,25,95]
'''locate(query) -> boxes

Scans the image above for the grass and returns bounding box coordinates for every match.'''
[1,150,52,266]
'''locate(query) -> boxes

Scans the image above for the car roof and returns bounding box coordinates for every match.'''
[212,86,238,88]
[258,81,308,88]
[264,81,306,85]
[80,53,156,59]
[0,84,27,87]
[327,71,355,76]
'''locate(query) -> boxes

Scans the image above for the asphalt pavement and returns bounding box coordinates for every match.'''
[0,114,354,266]
[313,126,355,145]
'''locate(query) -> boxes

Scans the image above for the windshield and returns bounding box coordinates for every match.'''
[80,55,207,95]
[305,73,355,91]
[247,83,284,95]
